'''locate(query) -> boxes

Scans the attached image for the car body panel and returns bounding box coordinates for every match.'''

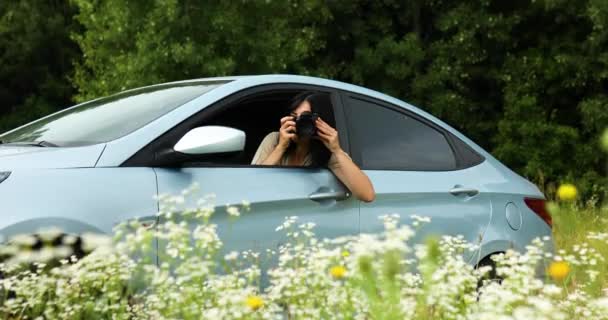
[0,144,106,169]
[359,165,493,262]
[478,194,553,260]
[358,152,547,265]
[0,168,157,240]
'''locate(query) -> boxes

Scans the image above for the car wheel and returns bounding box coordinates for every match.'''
[475,253,503,289]
[0,233,92,301]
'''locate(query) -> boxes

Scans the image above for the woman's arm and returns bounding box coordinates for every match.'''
[252,116,296,165]
[260,143,288,165]
[315,118,376,202]
[329,151,376,202]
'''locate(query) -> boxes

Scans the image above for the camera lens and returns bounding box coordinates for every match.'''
[295,112,317,138]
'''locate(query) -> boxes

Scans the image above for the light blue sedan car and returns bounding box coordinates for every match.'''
[0,75,552,266]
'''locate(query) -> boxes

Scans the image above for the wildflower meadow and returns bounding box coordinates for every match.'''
[0,129,607,319]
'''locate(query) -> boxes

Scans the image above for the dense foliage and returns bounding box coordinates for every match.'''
[1,0,607,198]
[0,0,80,133]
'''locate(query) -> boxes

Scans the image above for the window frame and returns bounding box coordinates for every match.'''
[122,83,350,169]
[339,91,484,172]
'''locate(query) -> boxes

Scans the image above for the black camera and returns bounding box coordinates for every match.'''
[294,112,319,138]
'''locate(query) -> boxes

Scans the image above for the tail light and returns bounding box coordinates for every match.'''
[524,198,552,228]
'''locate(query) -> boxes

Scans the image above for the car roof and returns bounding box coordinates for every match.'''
[158,74,412,111]
[168,74,386,99]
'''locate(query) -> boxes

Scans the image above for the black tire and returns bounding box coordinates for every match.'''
[475,254,503,290]
[0,233,89,301]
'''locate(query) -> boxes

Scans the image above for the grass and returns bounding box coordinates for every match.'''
[551,202,608,295]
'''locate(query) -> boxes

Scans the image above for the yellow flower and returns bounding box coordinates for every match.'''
[557,184,577,201]
[548,261,570,281]
[341,250,350,257]
[245,295,264,311]
[330,265,347,279]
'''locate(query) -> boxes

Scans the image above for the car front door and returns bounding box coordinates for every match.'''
[154,166,358,254]
[340,92,492,262]
[152,87,359,274]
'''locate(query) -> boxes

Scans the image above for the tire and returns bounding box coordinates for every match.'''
[475,253,503,289]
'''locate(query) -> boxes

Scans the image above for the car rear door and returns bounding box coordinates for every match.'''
[339,92,492,262]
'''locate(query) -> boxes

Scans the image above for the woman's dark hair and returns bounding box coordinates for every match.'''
[285,91,334,167]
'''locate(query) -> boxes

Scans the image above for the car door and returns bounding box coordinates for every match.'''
[340,92,492,262]
[153,88,359,272]
[155,166,358,252]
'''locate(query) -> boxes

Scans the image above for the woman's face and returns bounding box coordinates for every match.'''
[290,100,312,118]
[289,100,312,143]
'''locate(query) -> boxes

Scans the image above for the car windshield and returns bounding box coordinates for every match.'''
[0,81,229,147]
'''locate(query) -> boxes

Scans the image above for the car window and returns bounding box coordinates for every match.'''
[168,90,337,168]
[0,81,229,147]
[343,96,457,171]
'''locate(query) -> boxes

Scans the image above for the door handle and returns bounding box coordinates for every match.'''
[449,186,479,197]
[139,218,157,229]
[115,217,158,230]
[309,191,351,202]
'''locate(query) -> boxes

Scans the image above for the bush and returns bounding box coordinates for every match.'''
[0,189,607,319]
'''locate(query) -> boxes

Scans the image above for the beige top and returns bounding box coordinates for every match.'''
[251,131,350,170]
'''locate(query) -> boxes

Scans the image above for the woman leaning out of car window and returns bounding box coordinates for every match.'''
[251,91,375,202]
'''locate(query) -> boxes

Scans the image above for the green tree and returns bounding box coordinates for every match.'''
[70,0,332,101]
[0,0,80,132]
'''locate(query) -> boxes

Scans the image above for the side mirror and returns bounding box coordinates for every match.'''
[174,126,246,155]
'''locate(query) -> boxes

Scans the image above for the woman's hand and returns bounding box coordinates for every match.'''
[315,118,341,153]
[259,117,295,165]
[278,116,296,149]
